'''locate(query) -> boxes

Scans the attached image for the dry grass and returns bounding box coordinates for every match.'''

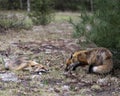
[0,11,119,96]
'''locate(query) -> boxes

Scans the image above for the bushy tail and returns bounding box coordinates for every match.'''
[92,59,113,74]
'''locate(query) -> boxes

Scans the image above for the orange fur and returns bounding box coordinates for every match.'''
[4,58,48,72]
[65,48,113,74]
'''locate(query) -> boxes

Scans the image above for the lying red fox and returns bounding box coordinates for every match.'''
[65,48,113,74]
[2,56,48,73]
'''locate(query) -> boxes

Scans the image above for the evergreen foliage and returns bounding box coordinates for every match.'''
[30,0,54,25]
[0,0,90,11]
[72,0,120,50]
[54,0,91,11]
[0,0,26,10]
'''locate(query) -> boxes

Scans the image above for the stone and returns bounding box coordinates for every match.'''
[0,72,18,82]
[91,84,102,90]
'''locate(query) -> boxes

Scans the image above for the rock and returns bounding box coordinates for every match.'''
[45,49,52,54]
[62,92,70,96]
[91,85,102,90]
[0,72,18,82]
[97,77,109,86]
[80,88,91,94]
[31,74,41,80]
[62,85,70,91]
[48,88,54,92]
[39,83,44,87]
[111,77,119,83]
[54,87,60,93]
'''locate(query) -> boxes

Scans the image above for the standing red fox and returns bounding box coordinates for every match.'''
[65,48,113,74]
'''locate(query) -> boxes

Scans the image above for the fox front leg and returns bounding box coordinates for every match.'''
[15,63,28,71]
[65,62,82,71]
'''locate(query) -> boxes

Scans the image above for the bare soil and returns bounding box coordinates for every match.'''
[0,13,120,96]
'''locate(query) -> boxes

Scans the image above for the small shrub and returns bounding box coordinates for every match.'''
[22,16,33,29]
[0,14,33,30]
[30,0,54,25]
[70,0,120,50]
[70,0,120,69]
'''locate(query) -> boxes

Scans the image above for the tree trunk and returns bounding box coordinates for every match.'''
[27,0,30,12]
[20,0,23,9]
[90,0,94,12]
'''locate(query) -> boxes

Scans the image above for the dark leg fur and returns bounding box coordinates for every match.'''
[65,62,82,72]
[88,65,94,73]
[88,64,114,75]
[72,63,81,71]
[65,65,69,71]
[71,62,87,71]
[65,62,88,72]
[88,64,102,74]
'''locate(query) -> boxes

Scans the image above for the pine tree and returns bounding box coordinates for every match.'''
[72,0,120,51]
[71,0,120,67]
[30,0,54,25]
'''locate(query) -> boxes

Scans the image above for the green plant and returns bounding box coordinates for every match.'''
[54,0,91,11]
[30,0,54,25]
[71,0,120,69]
[0,14,33,30]
[71,0,120,50]
[22,16,33,29]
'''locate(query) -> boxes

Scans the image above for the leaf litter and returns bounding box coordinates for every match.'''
[0,21,120,96]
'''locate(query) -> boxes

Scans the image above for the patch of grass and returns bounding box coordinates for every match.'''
[0,11,119,96]
[22,16,33,29]
[0,11,33,30]
[0,90,13,96]
[54,12,80,22]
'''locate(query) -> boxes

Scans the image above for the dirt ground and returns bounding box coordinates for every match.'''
[0,12,120,96]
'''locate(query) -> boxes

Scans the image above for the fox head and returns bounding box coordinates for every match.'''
[25,61,49,73]
[32,64,49,73]
[65,50,89,71]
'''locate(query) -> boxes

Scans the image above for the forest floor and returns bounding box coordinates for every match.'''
[0,12,120,96]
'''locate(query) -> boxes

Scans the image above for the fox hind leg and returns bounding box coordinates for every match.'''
[88,64,94,73]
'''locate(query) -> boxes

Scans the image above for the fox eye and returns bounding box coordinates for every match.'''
[31,66,35,67]
[41,67,44,69]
